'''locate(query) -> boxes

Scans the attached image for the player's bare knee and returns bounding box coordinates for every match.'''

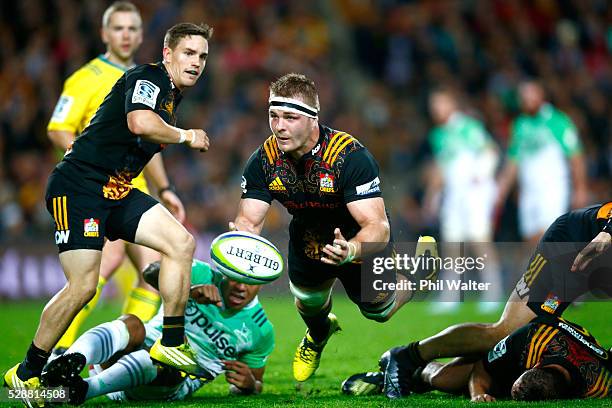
[118,314,145,351]
[169,230,195,259]
[67,278,98,305]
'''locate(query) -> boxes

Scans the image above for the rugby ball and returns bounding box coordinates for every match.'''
[210,231,284,285]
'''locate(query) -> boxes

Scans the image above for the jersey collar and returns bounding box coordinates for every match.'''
[97,54,133,72]
[300,125,325,160]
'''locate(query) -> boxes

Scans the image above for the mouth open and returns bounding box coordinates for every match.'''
[229,292,245,305]
[185,69,198,76]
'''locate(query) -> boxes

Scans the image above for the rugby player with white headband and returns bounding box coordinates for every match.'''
[231,73,434,383]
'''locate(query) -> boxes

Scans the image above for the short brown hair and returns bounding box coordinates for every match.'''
[102,1,141,28]
[270,73,320,110]
[511,368,569,401]
[164,23,213,50]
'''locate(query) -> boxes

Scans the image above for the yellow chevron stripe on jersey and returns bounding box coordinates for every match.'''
[329,136,355,165]
[587,370,609,397]
[263,135,279,164]
[593,370,610,398]
[323,132,346,162]
[526,325,546,368]
[532,328,558,367]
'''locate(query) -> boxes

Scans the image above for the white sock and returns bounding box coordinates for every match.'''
[66,320,130,364]
[85,349,157,400]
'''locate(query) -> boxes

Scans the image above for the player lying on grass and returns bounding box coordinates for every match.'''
[375,202,612,398]
[41,260,274,404]
[343,314,611,401]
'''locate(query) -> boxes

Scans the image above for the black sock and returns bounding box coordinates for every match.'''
[300,302,332,344]
[16,342,51,380]
[161,316,185,347]
[406,341,426,367]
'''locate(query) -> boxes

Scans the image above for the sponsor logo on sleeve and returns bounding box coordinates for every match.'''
[51,95,74,122]
[241,176,247,193]
[355,177,380,196]
[487,336,508,362]
[132,79,160,109]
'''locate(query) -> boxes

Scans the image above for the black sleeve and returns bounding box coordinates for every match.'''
[125,66,169,114]
[340,148,382,203]
[241,148,273,204]
[483,324,532,396]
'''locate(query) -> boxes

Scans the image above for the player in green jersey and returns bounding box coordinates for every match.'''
[41,259,274,404]
[496,80,588,243]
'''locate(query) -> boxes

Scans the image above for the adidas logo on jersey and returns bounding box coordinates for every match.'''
[269,177,287,192]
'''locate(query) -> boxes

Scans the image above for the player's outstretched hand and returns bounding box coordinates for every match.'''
[159,189,186,223]
[571,231,612,273]
[471,394,495,403]
[186,129,210,152]
[190,284,222,306]
[321,228,356,266]
[223,360,256,392]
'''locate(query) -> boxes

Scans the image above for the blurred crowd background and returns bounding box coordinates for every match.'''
[1,0,611,250]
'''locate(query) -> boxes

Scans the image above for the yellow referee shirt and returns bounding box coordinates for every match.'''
[48,55,149,193]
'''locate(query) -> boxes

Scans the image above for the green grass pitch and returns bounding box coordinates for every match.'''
[0,297,610,407]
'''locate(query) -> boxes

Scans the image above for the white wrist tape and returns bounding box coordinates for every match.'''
[178,129,187,144]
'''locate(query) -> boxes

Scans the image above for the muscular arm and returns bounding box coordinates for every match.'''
[422,161,444,220]
[346,197,390,260]
[232,198,271,234]
[469,360,496,402]
[569,153,588,208]
[127,110,184,144]
[47,130,75,151]
[495,160,518,208]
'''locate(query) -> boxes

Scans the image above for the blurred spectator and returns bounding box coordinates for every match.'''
[496,81,588,244]
[0,0,610,246]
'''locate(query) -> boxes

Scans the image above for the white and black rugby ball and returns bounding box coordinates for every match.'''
[210,231,284,285]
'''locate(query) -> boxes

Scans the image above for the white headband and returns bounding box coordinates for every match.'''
[268,96,318,119]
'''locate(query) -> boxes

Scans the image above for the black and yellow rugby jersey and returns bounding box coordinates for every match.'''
[58,62,182,200]
[484,315,611,398]
[242,125,384,257]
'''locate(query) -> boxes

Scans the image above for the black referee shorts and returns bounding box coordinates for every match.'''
[45,168,158,253]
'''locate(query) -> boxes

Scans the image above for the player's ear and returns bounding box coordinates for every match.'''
[101,26,109,45]
[162,46,172,64]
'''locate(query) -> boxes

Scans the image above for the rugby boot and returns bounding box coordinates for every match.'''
[414,236,439,282]
[292,313,341,382]
[41,353,88,405]
[341,371,383,395]
[149,339,212,380]
[3,363,45,407]
[379,346,421,399]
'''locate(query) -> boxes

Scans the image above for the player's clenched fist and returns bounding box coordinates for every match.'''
[186,129,210,151]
